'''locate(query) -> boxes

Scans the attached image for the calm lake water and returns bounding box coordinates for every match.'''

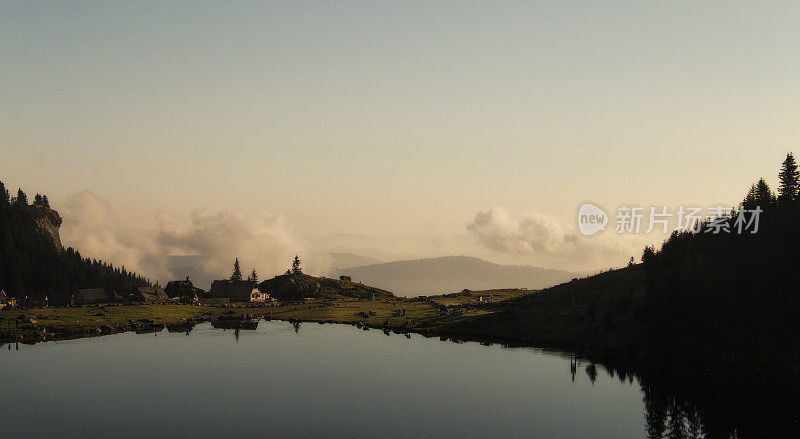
[0,320,793,438]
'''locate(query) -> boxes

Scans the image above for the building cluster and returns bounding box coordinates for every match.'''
[0,275,276,310]
[208,279,269,303]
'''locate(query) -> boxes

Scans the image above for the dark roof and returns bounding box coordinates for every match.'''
[209,280,258,301]
[48,293,72,306]
[165,280,193,290]
[133,286,168,302]
[73,288,109,305]
[165,278,198,299]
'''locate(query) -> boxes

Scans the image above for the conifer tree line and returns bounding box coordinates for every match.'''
[228,258,259,283]
[639,152,800,358]
[0,180,150,299]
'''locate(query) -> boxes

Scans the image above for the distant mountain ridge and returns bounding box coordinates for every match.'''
[335,256,578,297]
[328,252,384,269]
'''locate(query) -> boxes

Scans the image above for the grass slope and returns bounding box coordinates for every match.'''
[438,266,646,352]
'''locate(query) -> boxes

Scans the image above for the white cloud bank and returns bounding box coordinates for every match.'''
[466,207,646,271]
[58,191,329,289]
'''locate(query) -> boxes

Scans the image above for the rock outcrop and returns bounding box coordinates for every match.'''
[259,273,393,301]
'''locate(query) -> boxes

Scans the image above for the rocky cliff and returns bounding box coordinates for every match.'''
[29,204,63,251]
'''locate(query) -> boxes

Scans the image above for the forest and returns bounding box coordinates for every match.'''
[640,153,800,361]
[0,180,150,301]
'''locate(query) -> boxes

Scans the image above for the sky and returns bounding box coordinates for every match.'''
[2,1,800,282]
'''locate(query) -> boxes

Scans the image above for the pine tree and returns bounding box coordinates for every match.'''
[742,183,758,208]
[291,255,302,274]
[14,189,28,206]
[755,178,776,206]
[248,269,258,283]
[230,258,243,281]
[642,246,656,264]
[778,153,799,201]
[0,181,9,208]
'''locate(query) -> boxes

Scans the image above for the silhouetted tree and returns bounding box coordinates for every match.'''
[0,181,9,208]
[14,189,27,206]
[230,258,243,281]
[778,152,799,201]
[247,268,258,283]
[754,178,776,206]
[642,245,655,263]
[291,255,302,274]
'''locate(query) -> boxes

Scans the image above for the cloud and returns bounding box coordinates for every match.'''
[59,190,168,280]
[467,207,575,254]
[155,209,329,286]
[467,207,644,270]
[58,191,328,289]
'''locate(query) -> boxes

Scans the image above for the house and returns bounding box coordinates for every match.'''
[250,290,269,302]
[131,285,168,303]
[165,276,202,302]
[339,275,352,282]
[48,293,73,307]
[26,295,50,308]
[71,288,109,306]
[209,279,261,302]
[0,290,17,310]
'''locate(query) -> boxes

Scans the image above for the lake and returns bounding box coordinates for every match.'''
[0,320,793,438]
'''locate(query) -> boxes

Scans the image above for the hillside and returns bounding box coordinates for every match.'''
[437,266,647,352]
[0,180,151,299]
[335,256,578,297]
[259,273,394,301]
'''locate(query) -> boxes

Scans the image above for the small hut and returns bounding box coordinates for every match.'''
[165,276,201,302]
[209,280,260,302]
[132,285,168,303]
[71,288,109,306]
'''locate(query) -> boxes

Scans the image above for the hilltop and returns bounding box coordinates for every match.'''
[259,272,394,301]
[335,256,578,297]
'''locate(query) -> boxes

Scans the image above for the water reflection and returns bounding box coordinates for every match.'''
[0,320,797,438]
[594,358,800,438]
[585,363,597,384]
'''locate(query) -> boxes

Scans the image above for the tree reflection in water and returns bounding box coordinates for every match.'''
[590,357,799,438]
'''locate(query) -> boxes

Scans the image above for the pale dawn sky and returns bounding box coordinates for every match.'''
[2,1,800,279]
